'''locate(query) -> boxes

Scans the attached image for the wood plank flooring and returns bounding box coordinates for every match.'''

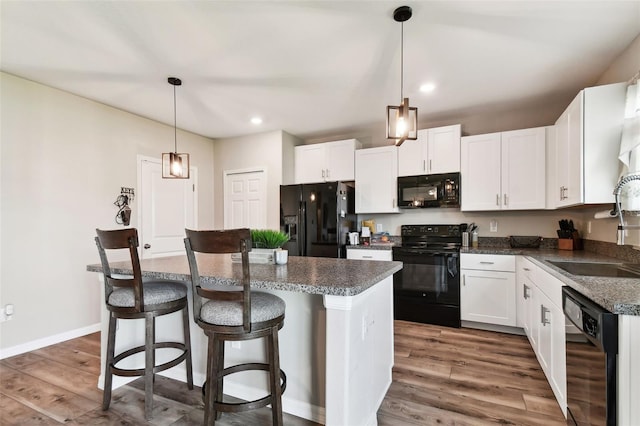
[0,321,565,425]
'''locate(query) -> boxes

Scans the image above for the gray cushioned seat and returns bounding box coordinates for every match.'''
[108,280,188,308]
[200,291,286,326]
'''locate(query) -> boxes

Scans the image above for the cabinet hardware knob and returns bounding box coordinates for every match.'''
[143,244,151,249]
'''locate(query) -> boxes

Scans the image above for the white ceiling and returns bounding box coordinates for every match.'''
[1,1,639,140]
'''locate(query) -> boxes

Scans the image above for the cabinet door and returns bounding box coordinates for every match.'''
[325,139,356,181]
[461,133,502,211]
[461,269,516,326]
[556,92,583,207]
[397,130,427,176]
[536,291,552,374]
[295,144,326,184]
[549,300,566,412]
[427,124,461,174]
[355,146,399,213]
[501,127,546,210]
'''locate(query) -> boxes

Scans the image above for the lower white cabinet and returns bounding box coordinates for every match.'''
[346,248,392,261]
[518,256,566,416]
[460,254,516,326]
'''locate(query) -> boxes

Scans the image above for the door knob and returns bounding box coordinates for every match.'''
[143,244,151,249]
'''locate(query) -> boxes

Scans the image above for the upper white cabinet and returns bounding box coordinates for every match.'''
[554,82,626,207]
[461,127,546,211]
[355,146,399,214]
[398,124,461,176]
[294,139,361,184]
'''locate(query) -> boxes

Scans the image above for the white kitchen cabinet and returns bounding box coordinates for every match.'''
[460,254,516,327]
[355,146,399,214]
[461,127,546,211]
[294,139,361,184]
[346,249,392,261]
[398,124,461,176]
[554,82,626,207]
[518,257,566,416]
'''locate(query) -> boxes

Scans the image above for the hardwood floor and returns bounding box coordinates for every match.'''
[0,322,566,425]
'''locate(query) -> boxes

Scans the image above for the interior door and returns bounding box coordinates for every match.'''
[224,169,267,229]
[139,157,197,259]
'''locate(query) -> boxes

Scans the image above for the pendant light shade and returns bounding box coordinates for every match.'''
[387,6,417,146]
[163,77,190,179]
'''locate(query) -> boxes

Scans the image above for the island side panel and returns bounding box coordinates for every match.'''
[323,275,394,426]
[618,314,640,426]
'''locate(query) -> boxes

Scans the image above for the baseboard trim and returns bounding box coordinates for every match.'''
[0,323,101,359]
[155,367,325,424]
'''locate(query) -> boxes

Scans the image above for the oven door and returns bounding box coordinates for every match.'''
[392,248,459,305]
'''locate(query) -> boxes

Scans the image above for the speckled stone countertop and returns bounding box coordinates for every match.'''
[462,247,640,316]
[87,254,403,297]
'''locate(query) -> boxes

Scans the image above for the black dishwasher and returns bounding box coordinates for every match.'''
[562,287,618,426]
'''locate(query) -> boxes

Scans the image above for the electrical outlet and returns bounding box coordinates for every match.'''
[1,304,14,322]
[490,219,498,233]
[587,221,592,234]
[376,224,383,233]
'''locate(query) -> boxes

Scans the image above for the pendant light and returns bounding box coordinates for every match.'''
[162,77,190,179]
[386,6,417,146]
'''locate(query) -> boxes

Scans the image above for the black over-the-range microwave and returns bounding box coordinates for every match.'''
[397,172,460,208]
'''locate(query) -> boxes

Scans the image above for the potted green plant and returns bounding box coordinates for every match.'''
[241,229,289,264]
[250,229,289,249]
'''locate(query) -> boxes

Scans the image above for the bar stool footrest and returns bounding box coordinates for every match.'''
[202,362,287,413]
[111,341,189,377]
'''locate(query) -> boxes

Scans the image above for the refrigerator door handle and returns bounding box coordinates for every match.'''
[300,201,307,256]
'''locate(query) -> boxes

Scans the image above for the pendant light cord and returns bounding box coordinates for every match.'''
[173,84,177,153]
[400,20,404,101]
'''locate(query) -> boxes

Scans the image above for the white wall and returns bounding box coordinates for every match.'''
[0,72,215,352]
[212,130,300,230]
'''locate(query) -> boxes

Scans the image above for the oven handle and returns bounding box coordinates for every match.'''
[393,250,460,258]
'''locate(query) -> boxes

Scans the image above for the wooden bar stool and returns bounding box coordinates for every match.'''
[95,228,193,420]
[184,228,286,426]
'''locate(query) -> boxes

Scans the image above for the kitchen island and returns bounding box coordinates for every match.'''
[87,255,402,426]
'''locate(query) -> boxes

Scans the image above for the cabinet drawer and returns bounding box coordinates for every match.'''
[535,268,563,307]
[347,249,392,261]
[518,256,537,281]
[461,254,515,272]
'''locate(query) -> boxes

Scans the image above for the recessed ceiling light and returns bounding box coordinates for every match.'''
[420,83,436,93]
[250,117,263,125]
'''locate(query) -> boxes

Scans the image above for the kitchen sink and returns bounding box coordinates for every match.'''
[547,260,640,278]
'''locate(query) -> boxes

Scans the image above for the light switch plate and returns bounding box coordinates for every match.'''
[376,224,383,232]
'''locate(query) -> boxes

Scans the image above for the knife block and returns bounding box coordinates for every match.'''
[558,232,582,251]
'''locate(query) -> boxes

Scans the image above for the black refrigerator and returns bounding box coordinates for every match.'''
[280,182,356,258]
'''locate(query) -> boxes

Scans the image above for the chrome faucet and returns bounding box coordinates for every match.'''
[614,173,640,245]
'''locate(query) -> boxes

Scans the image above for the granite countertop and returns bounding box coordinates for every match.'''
[462,247,640,316]
[87,255,402,297]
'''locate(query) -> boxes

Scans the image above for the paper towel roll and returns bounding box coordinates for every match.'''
[594,210,617,219]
